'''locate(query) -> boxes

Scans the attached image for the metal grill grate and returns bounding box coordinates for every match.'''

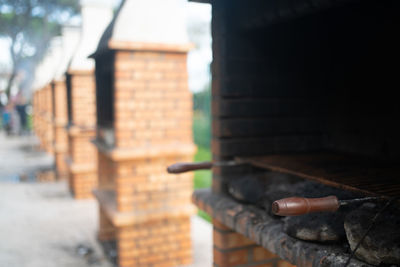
[239,152,400,198]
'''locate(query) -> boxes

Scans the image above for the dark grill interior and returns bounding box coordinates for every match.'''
[213,0,400,196]
[66,74,73,125]
[95,51,115,129]
[51,83,56,120]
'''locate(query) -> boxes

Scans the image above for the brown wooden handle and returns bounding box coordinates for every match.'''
[167,161,213,174]
[271,196,340,216]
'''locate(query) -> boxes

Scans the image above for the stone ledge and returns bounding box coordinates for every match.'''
[53,145,68,153]
[66,69,93,75]
[67,125,96,136]
[94,189,196,227]
[192,189,372,267]
[108,40,194,53]
[53,119,67,127]
[93,139,196,162]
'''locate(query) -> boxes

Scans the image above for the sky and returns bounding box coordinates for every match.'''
[186,2,212,92]
[0,0,212,94]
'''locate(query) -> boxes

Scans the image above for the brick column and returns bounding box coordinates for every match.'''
[52,79,69,179]
[40,84,54,154]
[36,89,43,148]
[33,90,38,139]
[39,89,45,149]
[39,88,46,150]
[94,44,195,267]
[66,70,98,199]
[213,220,295,267]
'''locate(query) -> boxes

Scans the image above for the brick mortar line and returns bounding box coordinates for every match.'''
[213,226,234,234]
[235,258,280,267]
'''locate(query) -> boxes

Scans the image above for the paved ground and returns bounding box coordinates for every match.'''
[0,132,53,182]
[0,131,212,267]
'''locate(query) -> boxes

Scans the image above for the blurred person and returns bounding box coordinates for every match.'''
[1,103,12,135]
[10,104,21,135]
[16,93,28,135]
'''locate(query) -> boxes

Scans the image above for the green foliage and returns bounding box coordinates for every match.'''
[193,111,211,148]
[27,113,32,130]
[0,0,79,61]
[193,146,212,189]
[193,145,212,223]
[192,83,211,148]
[197,210,211,222]
[192,84,212,190]
[193,84,211,115]
[192,85,212,223]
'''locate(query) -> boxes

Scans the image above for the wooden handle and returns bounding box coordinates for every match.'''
[167,161,213,174]
[271,196,340,216]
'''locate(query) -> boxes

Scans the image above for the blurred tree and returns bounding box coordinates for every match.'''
[193,82,211,148]
[0,0,79,101]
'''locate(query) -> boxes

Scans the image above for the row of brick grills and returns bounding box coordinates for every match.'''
[33,0,198,266]
[51,26,81,180]
[33,37,65,163]
[32,0,400,265]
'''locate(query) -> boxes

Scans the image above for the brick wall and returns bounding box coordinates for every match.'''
[36,89,44,148]
[206,0,306,265]
[94,45,195,267]
[213,220,295,267]
[52,79,69,179]
[66,71,98,199]
[43,84,55,154]
[211,0,400,161]
[33,85,55,154]
[70,73,97,128]
[117,218,192,267]
[113,51,192,148]
[33,90,39,143]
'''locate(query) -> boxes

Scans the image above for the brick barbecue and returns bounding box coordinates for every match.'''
[91,1,196,266]
[187,0,400,266]
[33,37,64,156]
[65,0,113,198]
[51,25,80,180]
[33,84,54,155]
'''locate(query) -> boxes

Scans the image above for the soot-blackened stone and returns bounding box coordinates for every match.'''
[283,211,348,242]
[227,171,300,205]
[259,183,298,215]
[282,181,361,243]
[344,203,400,266]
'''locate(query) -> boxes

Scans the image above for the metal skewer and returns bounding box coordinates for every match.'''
[272,195,380,216]
[166,160,238,174]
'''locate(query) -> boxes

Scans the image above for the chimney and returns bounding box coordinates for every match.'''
[69,0,113,72]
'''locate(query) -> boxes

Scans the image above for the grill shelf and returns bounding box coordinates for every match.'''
[238,152,400,198]
[193,189,372,267]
